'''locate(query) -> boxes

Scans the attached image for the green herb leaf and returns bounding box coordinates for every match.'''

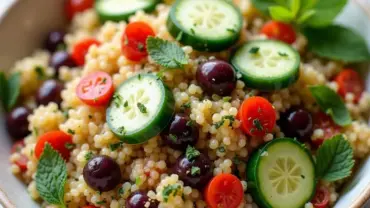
[137,102,147,114]
[223,96,232,102]
[162,184,180,202]
[304,25,370,63]
[96,200,106,205]
[135,177,142,186]
[214,115,235,129]
[85,151,94,161]
[296,9,316,24]
[251,0,279,15]
[64,143,75,150]
[191,166,201,176]
[315,134,354,182]
[180,102,191,110]
[304,0,347,27]
[0,72,8,109]
[67,129,75,135]
[6,72,21,111]
[35,144,67,208]
[186,146,200,161]
[146,37,188,69]
[249,47,260,54]
[169,134,177,142]
[289,0,300,16]
[300,0,317,11]
[109,142,123,151]
[218,146,226,153]
[309,85,351,126]
[269,6,295,22]
[35,66,46,80]
[278,52,288,57]
[113,94,123,108]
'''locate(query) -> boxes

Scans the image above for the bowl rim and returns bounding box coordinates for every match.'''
[0,0,370,208]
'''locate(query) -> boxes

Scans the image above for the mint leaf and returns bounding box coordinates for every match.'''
[305,0,347,27]
[269,6,295,22]
[309,85,351,126]
[6,72,21,111]
[304,25,370,63]
[289,0,300,16]
[146,37,188,69]
[36,144,67,207]
[315,134,354,182]
[300,0,317,11]
[251,0,279,15]
[0,72,8,109]
[296,9,316,24]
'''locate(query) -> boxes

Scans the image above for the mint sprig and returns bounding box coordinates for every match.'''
[0,72,21,111]
[146,37,188,69]
[315,134,354,182]
[36,144,67,208]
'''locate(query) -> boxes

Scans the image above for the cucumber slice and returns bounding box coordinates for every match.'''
[247,138,316,208]
[106,74,175,144]
[167,0,243,52]
[95,0,161,22]
[231,40,300,91]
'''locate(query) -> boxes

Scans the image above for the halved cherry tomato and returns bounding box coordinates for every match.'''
[312,112,341,147]
[311,186,330,208]
[335,69,364,103]
[11,140,28,172]
[72,38,101,66]
[65,0,94,21]
[204,174,244,208]
[35,131,73,160]
[121,22,155,61]
[237,96,276,137]
[261,21,296,44]
[76,71,114,106]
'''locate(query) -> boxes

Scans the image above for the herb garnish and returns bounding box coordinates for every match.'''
[117,126,126,135]
[249,47,260,54]
[96,200,106,205]
[278,52,288,57]
[218,146,226,153]
[191,166,201,176]
[252,119,264,131]
[223,96,232,102]
[35,66,46,80]
[113,94,123,108]
[169,134,177,142]
[67,129,75,135]
[162,184,180,202]
[64,143,76,150]
[137,102,147,113]
[186,146,200,161]
[123,101,128,107]
[186,120,194,127]
[110,141,124,151]
[214,115,235,129]
[84,151,94,161]
[181,102,191,110]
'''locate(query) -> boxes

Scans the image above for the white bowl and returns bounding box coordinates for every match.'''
[0,0,369,207]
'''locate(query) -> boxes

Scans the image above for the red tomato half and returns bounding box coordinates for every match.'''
[35,131,73,160]
[204,174,244,208]
[335,69,364,103]
[312,112,341,147]
[238,96,276,137]
[72,38,101,66]
[11,140,28,172]
[65,0,94,20]
[311,186,330,208]
[121,22,155,61]
[76,71,114,106]
[261,21,296,44]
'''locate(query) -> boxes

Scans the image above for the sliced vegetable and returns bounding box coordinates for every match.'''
[309,85,351,126]
[121,22,155,61]
[35,131,73,160]
[65,0,94,20]
[72,38,101,66]
[334,69,364,103]
[261,21,296,44]
[238,96,276,137]
[311,186,330,208]
[166,0,243,52]
[76,71,114,106]
[95,0,160,22]
[204,173,244,208]
[231,40,300,91]
[312,112,341,147]
[107,74,175,144]
[247,138,316,208]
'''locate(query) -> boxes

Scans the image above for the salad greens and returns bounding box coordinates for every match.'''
[0,72,21,111]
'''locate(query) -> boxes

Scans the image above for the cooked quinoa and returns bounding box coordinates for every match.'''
[5,0,370,208]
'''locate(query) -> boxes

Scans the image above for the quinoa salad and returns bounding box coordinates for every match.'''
[3,0,370,208]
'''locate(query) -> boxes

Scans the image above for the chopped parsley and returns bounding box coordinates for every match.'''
[223,96,232,102]
[117,126,126,135]
[162,184,180,202]
[67,129,75,135]
[64,143,76,150]
[214,115,235,129]
[101,77,107,84]
[249,47,260,54]
[252,119,264,131]
[34,66,46,80]
[84,151,94,161]
[226,28,237,33]
[123,101,128,107]
[185,146,200,161]
[186,120,194,127]
[137,43,144,52]
[181,102,191,110]
[169,134,178,142]
[138,74,142,80]
[190,28,195,34]
[137,102,147,113]
[113,94,123,108]
[191,166,201,176]
[218,146,226,153]
[278,52,288,57]
[118,187,125,195]
[96,200,106,205]
[109,141,124,151]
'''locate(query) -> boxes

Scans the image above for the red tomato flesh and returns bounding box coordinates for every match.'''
[335,69,364,103]
[121,22,155,61]
[311,186,330,208]
[205,174,244,208]
[261,21,296,44]
[72,38,101,66]
[76,71,114,106]
[35,131,73,160]
[312,112,341,147]
[238,96,276,137]
[65,0,94,21]
[11,140,28,172]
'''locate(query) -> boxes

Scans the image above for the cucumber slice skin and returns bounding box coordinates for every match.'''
[246,138,316,208]
[166,0,243,52]
[231,40,300,91]
[95,0,162,23]
[106,74,175,144]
